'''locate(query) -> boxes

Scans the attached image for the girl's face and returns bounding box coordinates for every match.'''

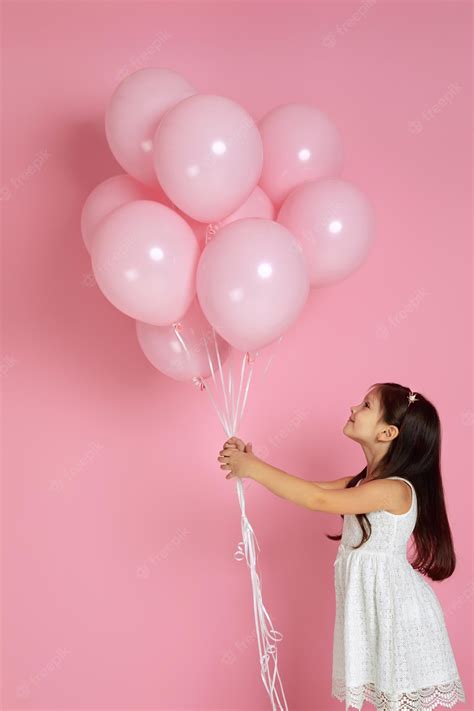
[343,387,385,443]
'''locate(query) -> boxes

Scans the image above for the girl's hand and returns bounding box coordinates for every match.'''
[223,436,246,452]
[217,441,256,479]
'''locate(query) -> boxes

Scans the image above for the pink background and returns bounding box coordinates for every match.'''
[1,1,472,710]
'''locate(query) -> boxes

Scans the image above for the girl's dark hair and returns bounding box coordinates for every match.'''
[326,382,457,581]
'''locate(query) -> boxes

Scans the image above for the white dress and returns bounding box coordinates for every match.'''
[332,475,466,711]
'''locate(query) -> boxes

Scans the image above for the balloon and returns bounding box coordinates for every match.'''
[91,200,199,325]
[277,178,375,287]
[81,174,172,253]
[105,68,196,185]
[258,103,344,210]
[153,94,263,223]
[196,218,310,353]
[136,297,231,382]
[176,185,275,251]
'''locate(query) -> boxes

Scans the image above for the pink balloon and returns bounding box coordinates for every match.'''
[277,178,375,287]
[136,297,231,382]
[81,174,173,253]
[196,218,310,353]
[91,200,199,325]
[176,185,275,251]
[153,94,263,223]
[105,68,196,185]
[258,103,344,210]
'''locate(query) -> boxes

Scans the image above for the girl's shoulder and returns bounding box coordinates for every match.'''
[358,475,416,516]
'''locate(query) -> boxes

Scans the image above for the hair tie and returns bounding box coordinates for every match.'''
[407,390,418,405]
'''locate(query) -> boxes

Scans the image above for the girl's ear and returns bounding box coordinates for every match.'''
[377,425,399,442]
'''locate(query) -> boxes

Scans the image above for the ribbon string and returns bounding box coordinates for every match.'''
[189,327,288,711]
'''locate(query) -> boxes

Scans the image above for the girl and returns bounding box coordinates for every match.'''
[217,381,466,711]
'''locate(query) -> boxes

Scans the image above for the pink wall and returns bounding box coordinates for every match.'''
[1,1,472,709]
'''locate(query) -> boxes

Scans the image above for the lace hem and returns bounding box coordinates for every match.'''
[332,678,466,711]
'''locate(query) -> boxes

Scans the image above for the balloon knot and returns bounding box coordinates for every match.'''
[205,223,220,243]
[192,376,205,391]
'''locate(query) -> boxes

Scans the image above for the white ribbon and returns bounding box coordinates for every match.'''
[191,329,288,711]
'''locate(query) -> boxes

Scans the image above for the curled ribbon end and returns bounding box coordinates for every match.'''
[268,629,284,642]
[234,540,245,562]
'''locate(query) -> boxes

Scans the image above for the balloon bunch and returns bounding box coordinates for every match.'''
[81,67,375,710]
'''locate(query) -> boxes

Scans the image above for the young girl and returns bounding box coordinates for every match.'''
[217,381,466,711]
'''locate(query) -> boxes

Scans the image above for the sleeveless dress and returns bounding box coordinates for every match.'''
[332,476,466,711]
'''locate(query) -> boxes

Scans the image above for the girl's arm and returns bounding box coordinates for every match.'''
[310,476,353,490]
[309,477,407,515]
[223,440,352,491]
[248,459,407,515]
[248,458,320,511]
